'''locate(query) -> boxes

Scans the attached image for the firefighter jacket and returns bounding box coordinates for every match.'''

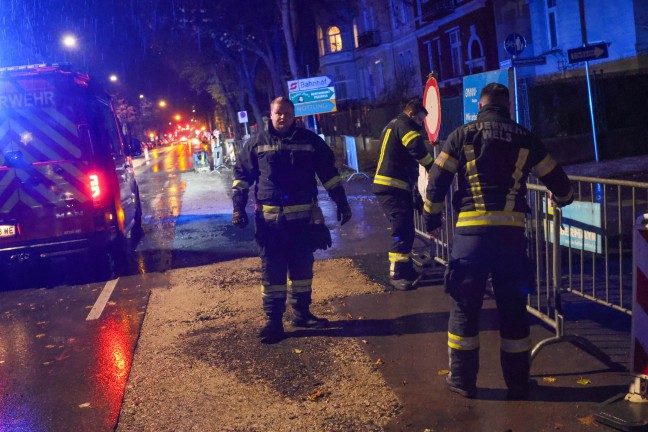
[232,121,348,223]
[424,104,573,233]
[373,113,434,193]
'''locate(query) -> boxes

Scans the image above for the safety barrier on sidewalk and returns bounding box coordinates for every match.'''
[225,139,236,164]
[632,213,648,376]
[342,135,369,181]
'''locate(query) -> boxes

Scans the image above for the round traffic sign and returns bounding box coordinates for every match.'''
[504,33,526,56]
[423,76,441,144]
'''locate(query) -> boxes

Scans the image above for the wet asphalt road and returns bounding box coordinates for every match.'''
[0,145,640,431]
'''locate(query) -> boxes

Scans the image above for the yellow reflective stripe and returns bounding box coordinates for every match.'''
[423,198,444,214]
[323,176,342,190]
[373,175,409,190]
[504,148,530,212]
[261,284,287,293]
[434,151,459,173]
[402,131,421,147]
[233,179,249,190]
[375,129,392,175]
[457,211,526,227]
[288,279,313,293]
[448,332,480,350]
[501,336,532,353]
[288,278,313,287]
[260,204,312,221]
[532,155,557,178]
[388,252,410,263]
[464,145,485,211]
[258,144,314,152]
[418,153,434,166]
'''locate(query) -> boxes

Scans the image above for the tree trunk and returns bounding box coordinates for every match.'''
[279,0,300,80]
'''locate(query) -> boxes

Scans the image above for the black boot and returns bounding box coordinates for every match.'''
[258,296,286,344]
[258,315,285,344]
[289,292,329,328]
[389,261,420,291]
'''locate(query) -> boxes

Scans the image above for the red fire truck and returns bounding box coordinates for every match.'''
[0,64,142,281]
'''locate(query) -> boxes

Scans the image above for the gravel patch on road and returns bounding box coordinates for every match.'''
[117,257,401,432]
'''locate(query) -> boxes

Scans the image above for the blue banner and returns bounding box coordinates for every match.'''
[462,69,509,124]
[344,135,359,172]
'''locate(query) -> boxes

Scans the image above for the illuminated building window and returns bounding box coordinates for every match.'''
[318,26,325,55]
[328,26,343,52]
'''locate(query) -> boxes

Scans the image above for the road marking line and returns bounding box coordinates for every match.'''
[86,278,119,321]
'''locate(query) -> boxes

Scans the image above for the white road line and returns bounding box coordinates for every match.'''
[86,278,119,321]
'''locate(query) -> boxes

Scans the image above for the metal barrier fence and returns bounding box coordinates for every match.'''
[415,169,648,363]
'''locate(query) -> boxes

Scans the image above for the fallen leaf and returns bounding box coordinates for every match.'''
[85,305,93,309]
[78,403,91,408]
[577,415,597,426]
[35,334,45,338]
[307,390,323,401]
[357,316,365,320]
[293,349,303,354]
[577,377,592,385]
[437,369,450,375]
[346,313,353,319]
[375,358,384,365]
[107,301,116,306]
[543,376,557,383]
[37,321,47,325]
[42,361,52,366]
[45,345,56,349]
[361,340,368,344]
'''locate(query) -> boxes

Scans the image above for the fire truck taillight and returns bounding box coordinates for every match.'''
[89,174,101,205]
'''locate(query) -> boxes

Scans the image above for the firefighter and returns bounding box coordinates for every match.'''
[373,99,434,290]
[231,97,352,344]
[424,83,573,399]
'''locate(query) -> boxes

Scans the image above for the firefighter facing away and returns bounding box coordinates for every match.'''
[231,97,352,344]
[373,98,435,290]
[424,83,573,399]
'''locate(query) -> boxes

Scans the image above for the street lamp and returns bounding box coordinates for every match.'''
[175,114,181,121]
[159,100,167,108]
[109,74,118,82]
[62,34,77,48]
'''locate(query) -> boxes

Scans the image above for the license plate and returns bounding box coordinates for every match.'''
[0,225,16,238]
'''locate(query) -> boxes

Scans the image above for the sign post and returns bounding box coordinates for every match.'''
[567,42,609,163]
[237,111,249,137]
[504,33,526,123]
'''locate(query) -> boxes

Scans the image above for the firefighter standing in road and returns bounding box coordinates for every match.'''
[373,99,434,290]
[232,97,352,344]
[424,83,573,399]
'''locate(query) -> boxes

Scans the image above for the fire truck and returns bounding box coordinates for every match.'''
[0,64,142,281]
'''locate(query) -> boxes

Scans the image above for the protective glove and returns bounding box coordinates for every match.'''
[337,203,352,226]
[310,223,333,251]
[232,210,249,228]
[424,212,442,233]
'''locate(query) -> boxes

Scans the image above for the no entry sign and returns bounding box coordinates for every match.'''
[423,75,441,144]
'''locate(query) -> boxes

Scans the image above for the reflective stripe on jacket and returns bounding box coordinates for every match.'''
[425,104,573,232]
[373,113,433,193]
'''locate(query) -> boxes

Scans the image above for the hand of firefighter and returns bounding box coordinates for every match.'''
[412,186,424,213]
[337,203,352,226]
[232,209,249,228]
[424,212,442,233]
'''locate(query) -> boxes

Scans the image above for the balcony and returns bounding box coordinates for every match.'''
[421,0,456,20]
[357,31,381,49]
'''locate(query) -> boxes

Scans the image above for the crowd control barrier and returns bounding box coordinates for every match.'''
[224,139,237,165]
[342,135,369,181]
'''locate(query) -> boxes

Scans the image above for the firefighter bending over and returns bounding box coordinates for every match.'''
[231,97,352,344]
[373,98,435,290]
[424,83,573,399]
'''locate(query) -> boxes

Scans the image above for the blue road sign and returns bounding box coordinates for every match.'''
[567,43,610,64]
[504,33,526,56]
[463,69,509,123]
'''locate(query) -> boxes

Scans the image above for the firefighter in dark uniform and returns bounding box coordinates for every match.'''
[424,83,573,399]
[373,99,434,290]
[232,97,352,344]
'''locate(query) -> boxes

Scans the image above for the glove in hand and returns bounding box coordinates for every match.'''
[412,187,424,213]
[337,204,352,225]
[424,212,442,232]
[232,210,249,228]
[310,223,333,251]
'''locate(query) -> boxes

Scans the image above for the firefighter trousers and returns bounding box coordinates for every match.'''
[444,228,534,393]
[255,217,315,319]
[375,190,416,279]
